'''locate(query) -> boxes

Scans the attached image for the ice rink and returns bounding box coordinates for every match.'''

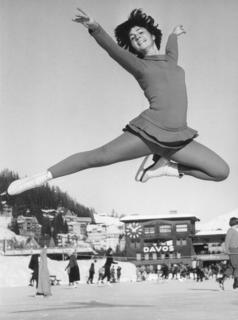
[1,278,238,320]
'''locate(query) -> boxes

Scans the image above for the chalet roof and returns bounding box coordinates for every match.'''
[194,229,227,236]
[120,212,199,223]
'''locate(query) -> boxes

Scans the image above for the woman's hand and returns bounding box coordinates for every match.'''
[172,25,186,36]
[73,8,98,29]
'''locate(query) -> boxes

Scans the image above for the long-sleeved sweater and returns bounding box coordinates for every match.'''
[90,25,197,146]
[225,227,238,253]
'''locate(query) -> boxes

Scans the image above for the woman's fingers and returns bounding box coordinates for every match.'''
[178,25,186,33]
[73,16,90,24]
[73,8,90,24]
[74,15,89,21]
[73,7,96,28]
[76,8,88,15]
[173,25,186,35]
[72,17,83,23]
[76,8,89,19]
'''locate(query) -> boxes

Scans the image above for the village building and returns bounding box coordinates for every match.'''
[120,210,199,266]
[192,229,227,265]
[86,213,125,252]
[17,215,42,241]
[1,203,13,217]
[65,213,91,240]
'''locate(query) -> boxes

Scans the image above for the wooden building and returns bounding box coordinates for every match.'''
[120,211,199,266]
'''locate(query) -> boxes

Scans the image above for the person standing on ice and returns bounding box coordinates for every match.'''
[101,248,117,284]
[36,247,51,297]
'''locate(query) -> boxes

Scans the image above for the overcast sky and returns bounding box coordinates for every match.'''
[1,0,238,222]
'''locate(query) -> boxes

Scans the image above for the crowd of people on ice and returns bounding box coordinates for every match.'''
[28,248,236,299]
[28,247,123,296]
[136,261,236,286]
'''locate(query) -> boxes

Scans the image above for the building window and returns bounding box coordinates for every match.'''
[159,225,172,233]
[144,226,155,235]
[130,240,141,249]
[152,253,157,260]
[182,239,187,246]
[135,241,141,249]
[176,239,187,246]
[144,253,149,260]
[136,253,142,260]
[176,224,188,232]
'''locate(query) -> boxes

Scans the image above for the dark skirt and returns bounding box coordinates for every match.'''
[123,123,197,157]
[126,112,198,145]
[69,265,80,283]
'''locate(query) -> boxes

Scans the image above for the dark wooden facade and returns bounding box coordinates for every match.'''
[121,214,199,264]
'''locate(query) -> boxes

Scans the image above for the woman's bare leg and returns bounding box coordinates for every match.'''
[49,132,152,178]
[7,132,153,195]
[170,140,229,181]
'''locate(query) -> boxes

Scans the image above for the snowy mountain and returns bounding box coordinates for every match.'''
[196,208,238,232]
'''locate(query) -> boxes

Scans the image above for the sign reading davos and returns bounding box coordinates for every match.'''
[143,240,174,253]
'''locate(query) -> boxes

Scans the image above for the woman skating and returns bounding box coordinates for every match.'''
[7,8,229,196]
[65,251,80,288]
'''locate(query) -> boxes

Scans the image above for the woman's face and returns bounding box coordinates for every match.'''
[129,26,155,55]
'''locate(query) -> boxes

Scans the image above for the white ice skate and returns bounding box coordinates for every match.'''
[135,155,154,182]
[7,171,52,195]
[135,156,181,183]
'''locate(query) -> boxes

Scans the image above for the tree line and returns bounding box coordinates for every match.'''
[0,169,95,220]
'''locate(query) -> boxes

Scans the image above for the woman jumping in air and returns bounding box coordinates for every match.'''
[6,8,229,196]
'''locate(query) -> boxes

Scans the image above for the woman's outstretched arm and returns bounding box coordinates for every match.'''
[165,25,186,63]
[72,7,99,30]
[72,8,145,77]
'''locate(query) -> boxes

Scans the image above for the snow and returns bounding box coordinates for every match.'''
[0,227,16,240]
[0,216,14,240]
[195,230,226,236]
[94,214,123,226]
[0,216,11,228]
[196,208,238,232]
[120,212,199,222]
[0,255,136,288]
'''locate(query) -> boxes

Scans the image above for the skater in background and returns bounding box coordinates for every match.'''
[216,260,232,290]
[110,265,116,283]
[87,261,95,284]
[217,217,238,290]
[36,247,51,297]
[65,250,80,288]
[117,266,122,282]
[28,253,39,287]
[196,265,205,282]
[7,7,229,197]
[102,248,117,283]
[97,265,105,284]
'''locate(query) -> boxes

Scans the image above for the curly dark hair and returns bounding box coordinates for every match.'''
[114,9,162,56]
[229,217,238,226]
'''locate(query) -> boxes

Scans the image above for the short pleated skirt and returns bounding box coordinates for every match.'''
[123,114,198,153]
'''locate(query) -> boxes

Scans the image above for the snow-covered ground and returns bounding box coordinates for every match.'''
[0,255,136,287]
